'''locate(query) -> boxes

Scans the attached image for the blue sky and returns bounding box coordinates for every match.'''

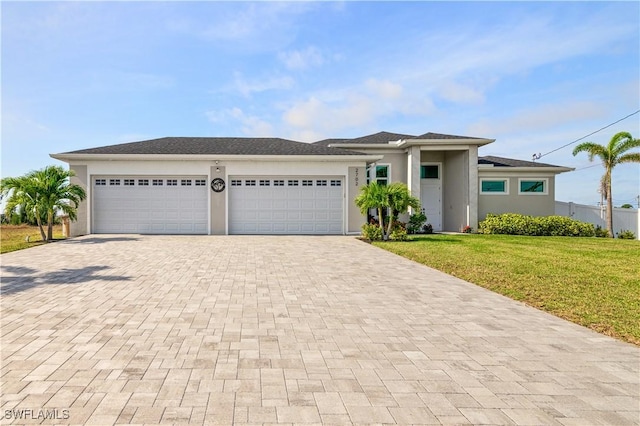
[2,1,639,206]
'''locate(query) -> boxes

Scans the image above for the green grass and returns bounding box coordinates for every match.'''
[373,234,640,345]
[0,224,65,254]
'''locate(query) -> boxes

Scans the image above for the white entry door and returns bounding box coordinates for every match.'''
[420,164,442,231]
[229,176,344,234]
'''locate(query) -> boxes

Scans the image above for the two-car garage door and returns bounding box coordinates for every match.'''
[228,176,344,234]
[92,176,208,234]
[92,175,345,235]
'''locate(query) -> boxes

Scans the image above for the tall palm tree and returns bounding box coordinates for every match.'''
[1,165,86,241]
[573,131,640,237]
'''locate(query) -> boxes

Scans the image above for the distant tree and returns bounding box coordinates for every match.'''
[573,132,640,237]
[620,204,633,209]
[1,165,86,241]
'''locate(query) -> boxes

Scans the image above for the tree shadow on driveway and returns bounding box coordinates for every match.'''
[0,265,132,295]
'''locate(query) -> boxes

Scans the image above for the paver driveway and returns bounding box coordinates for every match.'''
[1,235,638,425]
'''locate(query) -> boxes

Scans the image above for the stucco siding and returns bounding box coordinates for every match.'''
[478,172,556,220]
[69,165,88,237]
[348,166,366,233]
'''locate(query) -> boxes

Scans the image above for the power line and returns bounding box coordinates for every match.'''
[533,109,640,161]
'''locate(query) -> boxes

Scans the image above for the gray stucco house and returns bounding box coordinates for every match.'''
[51,131,572,236]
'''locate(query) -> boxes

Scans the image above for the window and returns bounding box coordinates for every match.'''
[480,179,508,194]
[259,180,270,186]
[181,179,192,186]
[138,179,149,186]
[316,180,327,186]
[245,180,256,186]
[109,179,121,186]
[288,180,299,186]
[273,180,284,186]
[167,179,177,186]
[330,180,342,187]
[231,179,242,186]
[519,179,547,195]
[302,180,313,186]
[367,164,390,185]
[124,179,135,186]
[420,165,439,179]
[153,179,163,186]
[195,179,206,186]
[95,179,106,186]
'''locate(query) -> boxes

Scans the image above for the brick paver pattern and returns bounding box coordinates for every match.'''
[1,235,638,425]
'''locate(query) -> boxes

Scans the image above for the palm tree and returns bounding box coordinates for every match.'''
[355,181,420,240]
[573,131,640,237]
[385,182,421,238]
[355,181,390,238]
[1,165,86,241]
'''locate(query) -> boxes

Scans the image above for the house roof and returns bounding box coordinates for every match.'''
[313,131,485,145]
[59,137,365,156]
[478,156,565,168]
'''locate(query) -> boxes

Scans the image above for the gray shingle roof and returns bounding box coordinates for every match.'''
[61,137,365,156]
[314,131,485,145]
[411,132,483,140]
[479,156,564,168]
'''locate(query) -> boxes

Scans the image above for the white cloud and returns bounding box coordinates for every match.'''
[232,73,294,97]
[206,107,274,137]
[279,46,325,70]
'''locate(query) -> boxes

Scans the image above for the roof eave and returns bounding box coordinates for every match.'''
[50,153,383,163]
[398,138,495,147]
[478,166,574,174]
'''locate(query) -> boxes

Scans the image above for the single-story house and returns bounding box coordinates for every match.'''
[51,131,572,236]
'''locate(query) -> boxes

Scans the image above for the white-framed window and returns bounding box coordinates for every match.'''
[273,180,284,186]
[420,164,439,179]
[181,179,192,186]
[330,180,342,187]
[245,179,256,186]
[124,179,135,186]
[153,179,163,186]
[302,180,313,186]
[259,179,270,186]
[316,180,327,186]
[167,179,177,186]
[231,179,242,186]
[138,179,149,186]
[518,178,548,195]
[480,178,509,194]
[195,179,206,186]
[109,179,121,186]
[367,164,390,185]
[95,179,106,186]
[288,180,299,186]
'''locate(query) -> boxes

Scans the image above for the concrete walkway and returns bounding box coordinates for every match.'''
[1,235,638,425]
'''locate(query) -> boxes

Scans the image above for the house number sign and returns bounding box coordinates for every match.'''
[211,178,226,192]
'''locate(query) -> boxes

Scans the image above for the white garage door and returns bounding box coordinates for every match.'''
[229,177,344,234]
[92,176,208,234]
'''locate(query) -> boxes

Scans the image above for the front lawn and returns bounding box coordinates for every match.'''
[374,234,640,345]
[0,224,65,254]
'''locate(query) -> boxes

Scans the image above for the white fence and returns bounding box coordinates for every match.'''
[555,201,639,239]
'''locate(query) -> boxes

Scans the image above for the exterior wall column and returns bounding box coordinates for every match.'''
[468,146,479,229]
[407,146,421,212]
[69,164,88,237]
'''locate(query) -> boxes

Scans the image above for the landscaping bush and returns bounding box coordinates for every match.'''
[616,230,636,239]
[479,213,595,237]
[423,223,433,234]
[594,226,610,238]
[390,227,408,241]
[361,223,383,241]
[407,212,427,234]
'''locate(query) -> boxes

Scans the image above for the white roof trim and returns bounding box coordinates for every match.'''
[50,153,383,163]
[478,166,574,174]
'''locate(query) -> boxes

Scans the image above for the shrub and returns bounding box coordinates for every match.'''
[594,226,609,238]
[407,212,427,234]
[390,227,408,241]
[361,223,383,241]
[479,213,595,237]
[617,230,636,239]
[423,223,433,234]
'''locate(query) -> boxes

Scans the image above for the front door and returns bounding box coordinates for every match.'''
[420,163,442,231]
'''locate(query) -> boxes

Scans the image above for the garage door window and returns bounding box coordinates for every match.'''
[181,179,192,186]
[288,180,299,186]
[95,179,106,186]
[331,180,341,186]
[274,180,284,186]
[195,179,206,186]
[231,180,242,186]
[317,180,327,186]
[245,180,256,186]
[138,179,149,186]
[260,180,270,186]
[110,179,120,186]
[124,179,134,186]
[153,179,163,186]
[167,179,177,186]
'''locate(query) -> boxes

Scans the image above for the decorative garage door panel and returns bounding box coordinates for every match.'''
[92,176,208,234]
[229,177,344,235]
